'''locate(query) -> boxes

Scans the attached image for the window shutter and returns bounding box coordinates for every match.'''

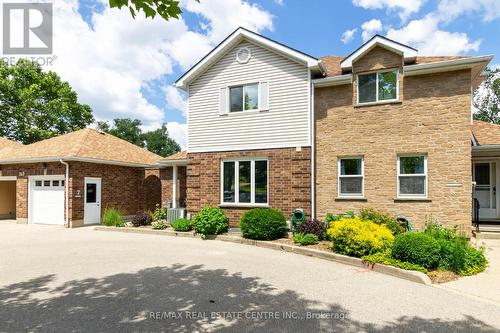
[259,81,269,111]
[219,87,228,115]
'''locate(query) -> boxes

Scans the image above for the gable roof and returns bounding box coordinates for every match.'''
[0,137,22,150]
[0,128,162,167]
[175,27,321,90]
[472,120,500,146]
[340,35,417,70]
[158,150,187,166]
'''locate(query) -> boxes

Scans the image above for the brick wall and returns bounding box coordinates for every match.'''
[140,169,162,212]
[160,166,187,208]
[187,148,311,226]
[315,49,472,232]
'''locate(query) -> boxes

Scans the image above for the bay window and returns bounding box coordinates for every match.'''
[398,155,427,197]
[221,159,268,205]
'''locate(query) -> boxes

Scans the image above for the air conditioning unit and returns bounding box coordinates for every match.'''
[167,208,186,223]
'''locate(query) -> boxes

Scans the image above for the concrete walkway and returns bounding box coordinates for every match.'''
[440,239,500,304]
[1,223,500,332]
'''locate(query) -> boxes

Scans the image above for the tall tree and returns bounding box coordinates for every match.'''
[0,59,94,144]
[473,67,500,123]
[97,118,181,157]
[109,0,199,21]
[143,125,181,157]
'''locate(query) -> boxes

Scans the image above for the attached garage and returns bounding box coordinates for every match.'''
[28,176,65,225]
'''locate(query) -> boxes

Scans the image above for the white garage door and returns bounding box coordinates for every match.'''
[29,177,65,225]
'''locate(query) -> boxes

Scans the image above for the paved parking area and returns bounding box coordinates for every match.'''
[1,223,500,332]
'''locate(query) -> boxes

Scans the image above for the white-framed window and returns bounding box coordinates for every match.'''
[397,155,427,198]
[357,69,398,104]
[219,81,269,115]
[221,158,268,205]
[338,157,364,197]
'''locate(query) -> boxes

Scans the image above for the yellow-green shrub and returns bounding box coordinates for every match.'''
[327,218,394,257]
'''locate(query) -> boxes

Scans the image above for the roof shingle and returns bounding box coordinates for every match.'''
[473,120,500,146]
[0,128,162,166]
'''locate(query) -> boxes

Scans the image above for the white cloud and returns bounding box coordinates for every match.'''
[167,122,188,150]
[274,0,284,5]
[436,0,500,23]
[353,0,427,20]
[341,28,357,44]
[386,14,481,55]
[164,86,187,117]
[361,19,383,42]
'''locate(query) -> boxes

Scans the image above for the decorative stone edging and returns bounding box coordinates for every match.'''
[94,226,432,285]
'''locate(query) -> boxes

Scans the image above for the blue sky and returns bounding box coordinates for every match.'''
[37,1,500,147]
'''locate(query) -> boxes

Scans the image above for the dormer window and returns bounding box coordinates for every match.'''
[357,69,398,104]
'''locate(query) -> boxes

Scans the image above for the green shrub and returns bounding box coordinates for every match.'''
[359,208,405,235]
[193,207,228,237]
[362,250,428,273]
[152,205,168,222]
[293,233,319,246]
[458,246,487,276]
[171,218,193,232]
[392,232,441,269]
[152,220,168,230]
[102,208,125,227]
[327,217,394,257]
[424,222,464,241]
[240,208,287,240]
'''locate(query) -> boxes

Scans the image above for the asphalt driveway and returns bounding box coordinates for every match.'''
[1,223,500,333]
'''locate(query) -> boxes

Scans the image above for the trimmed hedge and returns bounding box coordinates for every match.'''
[240,208,287,240]
[392,233,441,269]
[327,218,394,257]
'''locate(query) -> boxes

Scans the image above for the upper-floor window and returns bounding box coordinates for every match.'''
[397,155,427,198]
[357,70,398,104]
[230,83,258,112]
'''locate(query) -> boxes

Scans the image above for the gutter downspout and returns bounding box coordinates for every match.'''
[60,160,70,228]
[310,72,316,219]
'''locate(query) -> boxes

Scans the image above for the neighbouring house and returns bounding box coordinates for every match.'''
[0,129,162,227]
[172,27,494,232]
[0,138,22,219]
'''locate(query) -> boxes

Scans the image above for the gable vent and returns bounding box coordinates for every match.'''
[236,47,251,64]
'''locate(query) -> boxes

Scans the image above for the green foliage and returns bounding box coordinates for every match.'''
[151,205,168,222]
[142,125,181,157]
[240,208,288,240]
[458,246,487,276]
[392,233,441,269]
[171,218,193,232]
[473,67,500,123]
[97,119,180,157]
[152,220,168,230]
[102,208,125,227]
[325,213,340,223]
[0,59,93,144]
[293,233,319,246]
[362,250,428,273]
[109,0,199,21]
[327,218,394,257]
[193,207,228,237]
[359,208,405,235]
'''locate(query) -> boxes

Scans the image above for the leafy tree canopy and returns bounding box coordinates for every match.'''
[473,67,500,123]
[0,59,94,144]
[109,0,199,21]
[97,118,181,157]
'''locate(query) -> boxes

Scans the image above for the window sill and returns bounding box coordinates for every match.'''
[335,197,367,202]
[394,198,431,202]
[354,100,402,108]
[219,203,270,208]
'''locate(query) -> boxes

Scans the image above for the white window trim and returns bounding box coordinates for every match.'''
[397,155,428,199]
[356,69,399,105]
[228,82,260,113]
[220,158,269,206]
[338,157,364,198]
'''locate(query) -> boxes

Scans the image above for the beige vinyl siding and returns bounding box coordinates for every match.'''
[188,40,310,152]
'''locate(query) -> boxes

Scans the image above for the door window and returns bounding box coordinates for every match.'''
[86,183,97,203]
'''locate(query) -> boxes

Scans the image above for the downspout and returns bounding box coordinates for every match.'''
[60,160,70,228]
[310,71,316,219]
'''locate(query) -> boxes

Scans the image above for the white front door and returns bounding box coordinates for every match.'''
[29,176,65,225]
[84,178,101,225]
[473,162,497,219]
